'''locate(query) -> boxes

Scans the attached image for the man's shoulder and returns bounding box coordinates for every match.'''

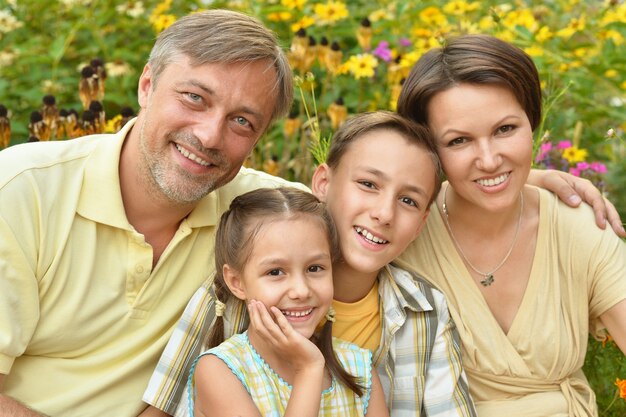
[219,167,310,196]
[0,135,107,186]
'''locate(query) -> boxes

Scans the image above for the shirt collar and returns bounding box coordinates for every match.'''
[379,263,434,315]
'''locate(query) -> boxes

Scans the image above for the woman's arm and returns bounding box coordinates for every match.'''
[528,169,625,237]
[599,299,626,355]
[365,370,390,417]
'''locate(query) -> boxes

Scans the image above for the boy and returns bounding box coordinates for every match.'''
[144,112,476,416]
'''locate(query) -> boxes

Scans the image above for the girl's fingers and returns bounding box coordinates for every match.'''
[270,306,293,334]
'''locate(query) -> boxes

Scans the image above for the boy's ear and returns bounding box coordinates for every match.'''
[311,163,331,202]
[222,264,247,301]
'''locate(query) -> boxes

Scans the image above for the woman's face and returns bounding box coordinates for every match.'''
[427,83,533,212]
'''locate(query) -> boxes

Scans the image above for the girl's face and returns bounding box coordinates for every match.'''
[225,216,334,339]
[427,83,533,212]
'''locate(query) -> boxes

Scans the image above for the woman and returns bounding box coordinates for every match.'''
[396,34,626,416]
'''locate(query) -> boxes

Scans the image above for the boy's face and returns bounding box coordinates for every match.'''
[312,128,435,276]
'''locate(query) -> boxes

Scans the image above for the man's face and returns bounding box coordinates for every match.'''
[135,56,278,204]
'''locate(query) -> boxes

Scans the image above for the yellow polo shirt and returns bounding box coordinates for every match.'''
[0,119,304,417]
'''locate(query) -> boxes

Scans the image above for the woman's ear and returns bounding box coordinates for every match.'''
[311,163,331,202]
[222,264,247,301]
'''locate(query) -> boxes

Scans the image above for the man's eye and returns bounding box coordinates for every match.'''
[186,93,201,102]
[234,116,250,126]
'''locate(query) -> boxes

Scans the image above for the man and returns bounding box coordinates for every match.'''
[0,10,301,417]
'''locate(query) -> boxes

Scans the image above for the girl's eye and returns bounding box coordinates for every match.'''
[308,265,325,273]
[267,269,283,276]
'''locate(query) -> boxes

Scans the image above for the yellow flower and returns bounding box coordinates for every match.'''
[152,14,176,33]
[599,29,624,45]
[562,146,588,164]
[535,26,553,43]
[291,16,315,32]
[556,16,586,39]
[419,6,447,26]
[443,0,479,15]
[283,116,301,138]
[605,69,618,78]
[600,4,626,26]
[268,11,292,22]
[149,0,172,23]
[327,99,348,130]
[314,1,349,25]
[503,9,537,32]
[478,16,495,31]
[399,50,421,69]
[616,378,626,400]
[369,8,392,22]
[524,45,544,57]
[621,80,626,90]
[104,115,123,134]
[345,53,378,79]
[282,0,306,9]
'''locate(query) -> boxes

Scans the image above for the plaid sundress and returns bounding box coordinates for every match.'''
[188,331,372,416]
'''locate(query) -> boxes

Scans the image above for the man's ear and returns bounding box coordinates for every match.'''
[222,264,247,301]
[311,163,331,202]
[137,64,153,109]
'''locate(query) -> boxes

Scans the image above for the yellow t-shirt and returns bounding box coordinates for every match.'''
[0,119,304,417]
[332,280,382,352]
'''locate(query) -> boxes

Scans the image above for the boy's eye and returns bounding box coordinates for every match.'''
[400,196,418,207]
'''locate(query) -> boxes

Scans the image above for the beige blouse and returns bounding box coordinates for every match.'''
[398,187,626,417]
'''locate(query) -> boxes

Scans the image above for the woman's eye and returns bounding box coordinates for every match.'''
[449,137,467,146]
[497,125,515,134]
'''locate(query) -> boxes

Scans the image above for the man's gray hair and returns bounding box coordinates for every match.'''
[148,9,293,123]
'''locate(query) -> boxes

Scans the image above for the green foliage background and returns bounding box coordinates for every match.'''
[0,0,624,414]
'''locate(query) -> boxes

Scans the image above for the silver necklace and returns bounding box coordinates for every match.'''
[441,184,523,287]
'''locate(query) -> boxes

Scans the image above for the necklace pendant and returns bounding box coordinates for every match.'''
[480,274,494,287]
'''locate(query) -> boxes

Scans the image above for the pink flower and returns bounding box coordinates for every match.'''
[576,161,590,170]
[590,162,607,173]
[373,41,392,62]
[556,140,572,149]
[399,38,411,47]
[535,142,553,161]
[568,167,581,177]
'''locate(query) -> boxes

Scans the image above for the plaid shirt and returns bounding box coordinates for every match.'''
[143,264,476,417]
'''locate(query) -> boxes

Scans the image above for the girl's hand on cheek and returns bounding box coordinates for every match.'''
[247,300,324,372]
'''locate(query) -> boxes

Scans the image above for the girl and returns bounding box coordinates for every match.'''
[187,187,388,417]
